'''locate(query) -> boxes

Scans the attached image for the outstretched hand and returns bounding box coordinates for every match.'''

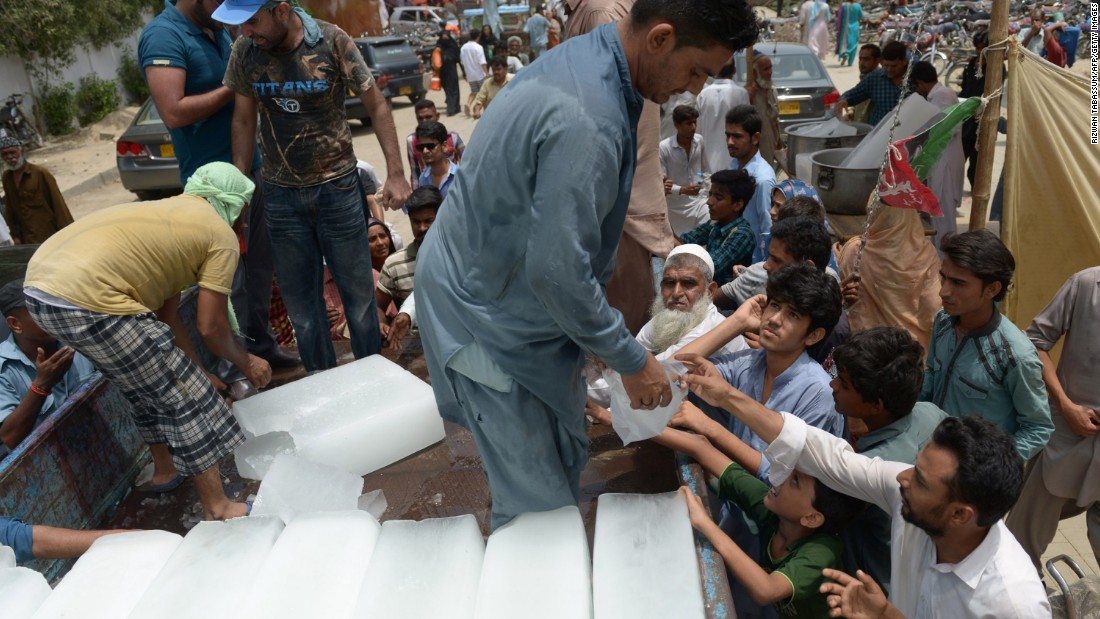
[673,352,732,408]
[820,568,895,619]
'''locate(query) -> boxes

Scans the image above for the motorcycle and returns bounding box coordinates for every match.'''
[0,94,44,150]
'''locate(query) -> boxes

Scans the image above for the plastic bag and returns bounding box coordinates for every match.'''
[604,361,688,445]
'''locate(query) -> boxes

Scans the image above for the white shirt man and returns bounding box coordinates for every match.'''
[696,66,749,173]
[658,131,711,236]
[460,37,487,84]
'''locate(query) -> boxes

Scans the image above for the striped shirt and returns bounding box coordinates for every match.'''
[377,240,419,305]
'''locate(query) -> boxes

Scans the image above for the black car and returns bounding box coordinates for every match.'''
[346,37,427,123]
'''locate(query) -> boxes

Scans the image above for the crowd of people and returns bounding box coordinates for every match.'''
[0,0,1095,617]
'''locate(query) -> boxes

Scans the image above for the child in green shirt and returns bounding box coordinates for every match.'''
[661,413,864,617]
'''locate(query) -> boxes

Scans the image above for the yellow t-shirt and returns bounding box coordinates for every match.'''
[25,194,239,315]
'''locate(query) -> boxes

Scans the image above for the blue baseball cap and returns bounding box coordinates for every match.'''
[212,0,270,25]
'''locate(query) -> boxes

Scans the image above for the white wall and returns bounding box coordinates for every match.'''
[0,21,147,126]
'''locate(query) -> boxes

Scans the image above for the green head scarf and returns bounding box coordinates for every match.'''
[184,162,255,227]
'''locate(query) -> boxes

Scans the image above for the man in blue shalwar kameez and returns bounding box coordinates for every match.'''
[415,0,758,529]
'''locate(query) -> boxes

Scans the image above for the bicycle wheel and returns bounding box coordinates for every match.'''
[944,62,965,91]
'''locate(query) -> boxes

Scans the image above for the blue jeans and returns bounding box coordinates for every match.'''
[263,170,381,371]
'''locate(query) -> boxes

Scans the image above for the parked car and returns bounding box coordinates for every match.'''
[389,5,456,36]
[733,42,840,130]
[346,37,428,124]
[116,98,181,201]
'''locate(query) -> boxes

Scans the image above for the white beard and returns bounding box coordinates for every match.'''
[2,156,25,172]
[647,294,713,355]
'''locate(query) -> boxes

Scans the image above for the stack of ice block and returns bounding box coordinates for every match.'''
[242,511,381,619]
[352,515,485,618]
[474,506,593,619]
[32,530,182,619]
[251,454,363,524]
[592,492,706,619]
[232,356,445,478]
[126,517,284,618]
[0,565,52,619]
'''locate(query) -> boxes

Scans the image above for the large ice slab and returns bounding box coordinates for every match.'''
[232,356,445,477]
[0,567,52,619]
[32,530,182,619]
[592,492,705,619]
[126,517,284,619]
[353,515,485,619]
[251,454,363,524]
[242,511,381,619]
[474,506,592,619]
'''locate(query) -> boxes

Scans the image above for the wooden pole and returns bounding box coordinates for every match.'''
[967,0,1009,231]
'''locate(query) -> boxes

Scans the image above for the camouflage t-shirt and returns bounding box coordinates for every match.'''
[224,17,373,187]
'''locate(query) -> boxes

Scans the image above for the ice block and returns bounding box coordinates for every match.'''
[251,454,363,524]
[0,566,52,619]
[126,516,284,619]
[234,431,296,480]
[231,356,445,476]
[32,530,182,619]
[242,511,381,619]
[352,515,485,619]
[357,489,388,520]
[474,506,592,619]
[592,492,705,619]
[0,544,14,568]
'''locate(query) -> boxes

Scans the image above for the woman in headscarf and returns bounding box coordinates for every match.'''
[800,0,832,60]
[436,29,462,116]
[837,0,863,66]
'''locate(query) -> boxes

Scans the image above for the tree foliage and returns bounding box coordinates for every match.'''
[0,0,163,80]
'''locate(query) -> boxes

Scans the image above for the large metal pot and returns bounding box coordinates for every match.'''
[810,148,879,216]
[784,121,873,166]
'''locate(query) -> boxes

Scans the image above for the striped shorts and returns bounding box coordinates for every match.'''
[26,298,244,475]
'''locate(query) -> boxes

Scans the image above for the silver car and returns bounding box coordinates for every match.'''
[116,98,181,200]
[734,42,840,130]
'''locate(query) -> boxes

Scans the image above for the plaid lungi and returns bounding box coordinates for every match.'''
[26,298,244,475]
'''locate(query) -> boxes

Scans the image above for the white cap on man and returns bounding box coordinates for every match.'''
[666,244,714,282]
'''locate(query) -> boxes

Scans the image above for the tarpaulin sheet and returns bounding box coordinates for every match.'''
[1001,44,1100,328]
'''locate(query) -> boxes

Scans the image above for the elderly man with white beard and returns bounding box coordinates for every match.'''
[637,244,748,360]
[587,244,745,409]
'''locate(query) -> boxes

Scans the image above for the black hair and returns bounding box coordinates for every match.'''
[415,120,448,143]
[770,216,832,271]
[765,262,842,338]
[882,40,908,61]
[468,29,480,42]
[413,98,437,113]
[811,477,868,536]
[832,327,925,420]
[710,169,756,208]
[717,60,737,79]
[911,60,938,84]
[489,54,509,69]
[931,416,1024,527]
[972,29,989,47]
[725,104,762,136]
[860,43,881,58]
[672,105,699,124]
[405,185,443,214]
[776,195,825,225]
[940,229,1015,302]
[630,0,758,52]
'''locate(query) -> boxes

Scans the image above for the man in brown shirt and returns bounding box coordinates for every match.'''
[0,137,73,245]
[564,0,676,335]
